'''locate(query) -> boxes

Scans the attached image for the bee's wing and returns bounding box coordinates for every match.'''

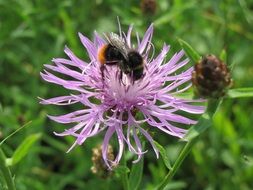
[104,32,129,59]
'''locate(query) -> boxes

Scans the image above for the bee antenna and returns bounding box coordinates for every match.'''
[122,32,129,47]
[135,32,140,48]
[117,16,122,39]
[103,32,110,43]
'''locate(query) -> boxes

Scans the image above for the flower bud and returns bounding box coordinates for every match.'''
[91,145,114,178]
[140,0,157,15]
[192,55,232,98]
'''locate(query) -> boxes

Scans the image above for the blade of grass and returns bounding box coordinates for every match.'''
[0,121,32,147]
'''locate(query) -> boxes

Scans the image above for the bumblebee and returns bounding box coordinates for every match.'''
[127,50,144,81]
[97,33,144,81]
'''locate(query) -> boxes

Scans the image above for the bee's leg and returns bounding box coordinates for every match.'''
[132,67,144,83]
[118,60,125,85]
[118,70,127,86]
[119,70,123,81]
[131,71,135,85]
[100,64,105,80]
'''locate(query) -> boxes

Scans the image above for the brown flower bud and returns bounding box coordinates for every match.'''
[91,144,114,178]
[192,55,232,98]
[140,0,157,15]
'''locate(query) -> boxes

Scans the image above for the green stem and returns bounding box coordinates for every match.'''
[156,138,197,190]
[121,153,129,190]
[157,99,221,190]
[0,147,16,190]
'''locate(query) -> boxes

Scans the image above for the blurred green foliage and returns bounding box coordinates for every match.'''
[0,0,253,189]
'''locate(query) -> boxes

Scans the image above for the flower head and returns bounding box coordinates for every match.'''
[140,0,157,15]
[40,23,205,168]
[192,54,232,98]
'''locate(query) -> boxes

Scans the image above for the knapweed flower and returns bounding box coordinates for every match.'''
[192,54,232,98]
[140,0,157,15]
[40,23,205,168]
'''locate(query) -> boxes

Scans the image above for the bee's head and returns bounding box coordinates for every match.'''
[127,51,143,69]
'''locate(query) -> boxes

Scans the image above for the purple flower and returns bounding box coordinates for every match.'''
[40,24,205,168]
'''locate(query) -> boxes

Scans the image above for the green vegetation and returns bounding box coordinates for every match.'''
[1,0,253,189]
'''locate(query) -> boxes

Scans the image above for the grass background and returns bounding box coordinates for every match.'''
[0,0,253,189]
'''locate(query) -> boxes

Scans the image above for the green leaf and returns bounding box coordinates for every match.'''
[164,181,187,190]
[184,99,220,141]
[154,141,172,170]
[227,88,253,98]
[7,133,41,166]
[59,9,78,50]
[183,113,212,141]
[219,49,227,63]
[177,38,201,63]
[114,165,130,176]
[154,2,194,26]
[243,155,253,166]
[129,157,144,190]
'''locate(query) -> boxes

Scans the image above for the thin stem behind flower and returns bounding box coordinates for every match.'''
[121,152,130,190]
[156,139,197,190]
[157,99,221,190]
